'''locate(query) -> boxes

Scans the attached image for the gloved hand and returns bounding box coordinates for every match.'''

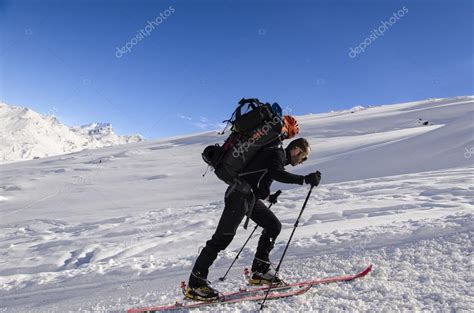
[268,190,282,204]
[304,171,321,186]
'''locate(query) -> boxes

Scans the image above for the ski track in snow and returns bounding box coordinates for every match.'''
[0,96,473,312]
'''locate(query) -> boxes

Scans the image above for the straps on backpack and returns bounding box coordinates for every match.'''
[220,98,265,135]
[235,98,259,121]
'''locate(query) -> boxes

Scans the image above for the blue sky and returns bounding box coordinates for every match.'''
[0,0,472,138]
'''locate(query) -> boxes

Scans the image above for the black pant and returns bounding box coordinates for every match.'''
[190,187,282,283]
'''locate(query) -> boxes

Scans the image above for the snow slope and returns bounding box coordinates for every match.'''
[0,102,143,164]
[0,96,473,312]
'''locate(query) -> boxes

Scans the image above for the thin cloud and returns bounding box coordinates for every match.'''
[177,113,192,120]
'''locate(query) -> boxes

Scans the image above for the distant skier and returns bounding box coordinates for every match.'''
[185,136,321,301]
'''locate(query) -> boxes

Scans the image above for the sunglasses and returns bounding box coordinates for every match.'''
[296,147,308,162]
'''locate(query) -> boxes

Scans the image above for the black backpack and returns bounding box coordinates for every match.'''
[202,98,285,193]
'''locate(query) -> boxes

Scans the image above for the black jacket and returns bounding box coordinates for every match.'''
[241,145,305,200]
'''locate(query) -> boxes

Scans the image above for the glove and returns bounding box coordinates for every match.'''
[268,190,282,204]
[304,171,321,186]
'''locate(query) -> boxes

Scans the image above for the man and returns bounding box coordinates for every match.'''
[185,137,321,301]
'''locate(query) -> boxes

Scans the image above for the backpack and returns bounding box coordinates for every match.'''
[202,98,293,193]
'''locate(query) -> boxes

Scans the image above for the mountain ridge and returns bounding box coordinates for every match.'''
[0,102,144,164]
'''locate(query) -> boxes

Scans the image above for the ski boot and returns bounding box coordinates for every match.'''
[248,258,285,286]
[184,272,220,301]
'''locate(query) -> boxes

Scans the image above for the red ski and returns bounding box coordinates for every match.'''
[244,263,373,293]
[128,285,311,312]
[127,264,372,313]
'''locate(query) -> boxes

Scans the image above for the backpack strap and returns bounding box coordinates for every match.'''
[220,98,261,133]
[235,98,260,121]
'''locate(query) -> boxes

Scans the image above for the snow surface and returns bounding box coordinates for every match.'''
[0,96,473,312]
[0,102,143,164]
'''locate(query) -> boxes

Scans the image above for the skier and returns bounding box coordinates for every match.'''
[185,135,321,301]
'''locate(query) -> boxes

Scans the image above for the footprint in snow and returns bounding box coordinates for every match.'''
[0,185,22,191]
[146,175,168,180]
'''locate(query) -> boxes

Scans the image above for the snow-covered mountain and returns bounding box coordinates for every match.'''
[0,102,144,164]
[0,96,472,312]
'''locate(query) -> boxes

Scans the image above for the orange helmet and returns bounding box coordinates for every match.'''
[282,115,299,139]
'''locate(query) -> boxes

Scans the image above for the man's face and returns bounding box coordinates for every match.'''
[289,146,309,166]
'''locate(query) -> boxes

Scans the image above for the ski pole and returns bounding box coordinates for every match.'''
[219,190,282,281]
[259,185,314,310]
